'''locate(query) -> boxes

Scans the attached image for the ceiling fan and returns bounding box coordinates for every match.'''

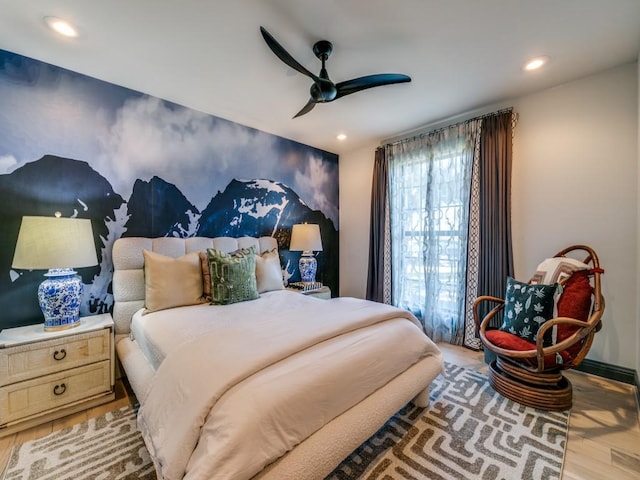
[260,26,411,118]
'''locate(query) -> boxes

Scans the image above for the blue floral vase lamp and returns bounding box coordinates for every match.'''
[289,223,323,283]
[12,213,98,331]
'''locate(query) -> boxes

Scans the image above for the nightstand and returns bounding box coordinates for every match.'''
[287,285,331,299]
[0,313,115,437]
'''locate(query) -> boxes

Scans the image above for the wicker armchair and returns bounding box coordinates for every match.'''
[473,245,604,410]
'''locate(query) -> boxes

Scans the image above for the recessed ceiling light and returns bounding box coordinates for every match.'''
[524,56,550,71]
[44,16,79,38]
[336,133,347,141]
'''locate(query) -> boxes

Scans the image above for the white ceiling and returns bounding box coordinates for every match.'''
[0,0,639,155]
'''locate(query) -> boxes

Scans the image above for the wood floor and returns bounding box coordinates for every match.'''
[1,344,638,479]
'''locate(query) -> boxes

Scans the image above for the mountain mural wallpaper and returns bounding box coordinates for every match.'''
[0,50,339,330]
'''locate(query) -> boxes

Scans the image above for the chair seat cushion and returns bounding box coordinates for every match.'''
[485,329,572,368]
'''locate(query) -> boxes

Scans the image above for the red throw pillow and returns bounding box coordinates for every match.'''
[557,270,592,319]
[556,270,592,343]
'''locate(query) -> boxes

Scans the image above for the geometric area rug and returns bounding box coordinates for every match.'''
[327,363,569,480]
[2,407,155,480]
[2,363,568,480]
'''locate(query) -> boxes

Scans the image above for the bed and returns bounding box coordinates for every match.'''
[112,236,444,480]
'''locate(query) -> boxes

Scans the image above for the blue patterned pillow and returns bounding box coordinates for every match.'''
[499,277,559,344]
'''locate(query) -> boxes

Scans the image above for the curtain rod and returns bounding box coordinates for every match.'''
[384,107,514,148]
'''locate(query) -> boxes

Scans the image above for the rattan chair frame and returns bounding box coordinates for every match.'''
[473,245,604,410]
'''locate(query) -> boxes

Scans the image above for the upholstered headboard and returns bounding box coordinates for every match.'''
[112,236,278,335]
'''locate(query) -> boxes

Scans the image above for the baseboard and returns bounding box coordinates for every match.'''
[575,359,636,385]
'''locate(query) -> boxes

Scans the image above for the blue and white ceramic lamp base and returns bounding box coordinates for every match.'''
[38,268,84,331]
[298,252,318,283]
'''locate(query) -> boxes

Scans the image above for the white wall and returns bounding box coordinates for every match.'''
[340,62,639,369]
[339,143,377,298]
[511,63,638,368]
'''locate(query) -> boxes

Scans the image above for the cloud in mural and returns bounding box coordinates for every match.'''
[0,154,18,174]
[94,95,310,213]
[294,155,338,228]
[0,63,113,169]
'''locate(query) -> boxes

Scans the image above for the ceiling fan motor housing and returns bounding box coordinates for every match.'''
[310,78,337,102]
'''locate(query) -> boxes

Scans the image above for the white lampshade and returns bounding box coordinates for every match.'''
[289,223,323,252]
[12,216,98,270]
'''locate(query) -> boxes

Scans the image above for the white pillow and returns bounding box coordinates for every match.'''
[529,257,588,285]
[255,250,284,293]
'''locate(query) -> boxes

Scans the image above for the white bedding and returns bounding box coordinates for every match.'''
[130,290,331,371]
[133,291,441,480]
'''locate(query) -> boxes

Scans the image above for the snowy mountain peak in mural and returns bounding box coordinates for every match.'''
[126,176,200,238]
[200,178,318,236]
[198,177,338,289]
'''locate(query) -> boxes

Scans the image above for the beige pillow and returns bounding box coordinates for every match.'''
[255,249,284,293]
[143,250,206,314]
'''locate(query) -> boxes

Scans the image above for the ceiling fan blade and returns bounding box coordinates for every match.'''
[335,73,411,100]
[293,99,317,118]
[260,27,320,82]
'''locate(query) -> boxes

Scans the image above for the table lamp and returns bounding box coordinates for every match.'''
[12,214,98,331]
[289,223,323,283]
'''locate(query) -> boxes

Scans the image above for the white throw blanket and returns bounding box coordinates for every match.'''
[137,296,439,480]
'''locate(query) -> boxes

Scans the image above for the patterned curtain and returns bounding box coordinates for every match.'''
[387,120,480,343]
[463,111,515,349]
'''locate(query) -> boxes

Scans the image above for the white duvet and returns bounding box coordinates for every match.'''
[135,291,441,480]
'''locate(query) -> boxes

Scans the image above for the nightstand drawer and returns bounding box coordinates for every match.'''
[0,360,112,425]
[0,328,110,387]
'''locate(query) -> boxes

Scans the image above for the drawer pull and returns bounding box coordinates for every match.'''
[53,383,67,396]
[53,349,67,361]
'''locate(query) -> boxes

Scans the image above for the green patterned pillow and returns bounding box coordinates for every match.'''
[207,246,259,305]
[499,276,559,344]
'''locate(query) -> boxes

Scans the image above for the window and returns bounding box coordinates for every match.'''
[389,123,477,342]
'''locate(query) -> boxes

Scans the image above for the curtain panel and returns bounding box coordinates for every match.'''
[462,111,516,348]
[366,147,392,303]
